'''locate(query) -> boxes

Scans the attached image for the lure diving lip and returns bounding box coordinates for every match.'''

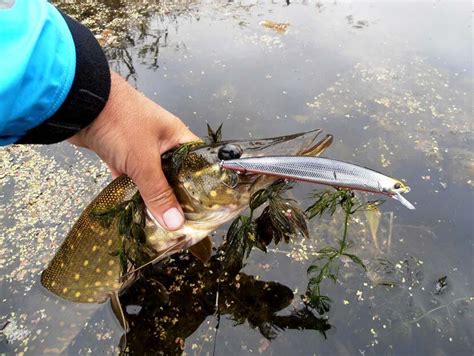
[220,155,415,210]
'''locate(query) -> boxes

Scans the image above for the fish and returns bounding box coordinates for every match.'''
[41,129,334,306]
[220,156,415,209]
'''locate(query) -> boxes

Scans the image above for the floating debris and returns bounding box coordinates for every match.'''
[434,276,448,295]
[259,20,290,34]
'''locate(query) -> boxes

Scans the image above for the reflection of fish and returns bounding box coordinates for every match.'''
[119,250,331,354]
[41,130,333,305]
[221,156,415,209]
[259,20,290,34]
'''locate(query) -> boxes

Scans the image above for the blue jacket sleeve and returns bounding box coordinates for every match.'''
[0,0,110,145]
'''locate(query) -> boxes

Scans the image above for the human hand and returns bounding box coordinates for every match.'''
[68,71,199,230]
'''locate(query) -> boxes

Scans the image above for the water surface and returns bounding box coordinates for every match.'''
[0,1,472,354]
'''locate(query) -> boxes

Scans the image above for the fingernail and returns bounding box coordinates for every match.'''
[163,207,184,230]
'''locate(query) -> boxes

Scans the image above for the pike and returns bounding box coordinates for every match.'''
[41,130,333,309]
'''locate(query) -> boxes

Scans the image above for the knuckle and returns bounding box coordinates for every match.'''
[146,187,175,207]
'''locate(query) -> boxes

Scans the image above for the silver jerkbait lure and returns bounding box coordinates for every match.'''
[221,156,415,210]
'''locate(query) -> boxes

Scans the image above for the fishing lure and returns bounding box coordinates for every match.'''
[220,156,415,210]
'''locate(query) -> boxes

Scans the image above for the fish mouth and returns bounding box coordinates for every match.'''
[233,129,333,158]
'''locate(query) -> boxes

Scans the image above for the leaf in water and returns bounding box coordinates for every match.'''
[364,204,381,250]
[343,253,367,271]
[307,264,320,275]
[119,248,129,276]
[305,189,350,219]
[223,216,256,273]
[249,187,271,211]
[352,198,384,213]
[306,292,332,315]
[131,223,146,244]
[255,208,275,247]
[434,276,448,295]
[317,246,338,256]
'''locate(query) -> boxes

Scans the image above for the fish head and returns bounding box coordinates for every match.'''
[163,129,333,218]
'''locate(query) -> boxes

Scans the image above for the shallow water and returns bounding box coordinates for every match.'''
[0,1,472,354]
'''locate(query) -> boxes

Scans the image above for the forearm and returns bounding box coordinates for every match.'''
[0,1,198,230]
[0,0,110,145]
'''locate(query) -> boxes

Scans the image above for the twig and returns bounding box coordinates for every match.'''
[387,211,394,253]
[212,280,221,356]
[409,296,473,324]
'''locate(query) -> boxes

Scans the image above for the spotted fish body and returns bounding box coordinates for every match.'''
[41,130,333,304]
[41,177,137,303]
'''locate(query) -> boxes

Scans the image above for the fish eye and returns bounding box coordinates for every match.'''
[218,144,243,160]
[393,182,402,190]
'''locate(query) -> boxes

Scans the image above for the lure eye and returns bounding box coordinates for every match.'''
[218,144,243,160]
[393,182,402,190]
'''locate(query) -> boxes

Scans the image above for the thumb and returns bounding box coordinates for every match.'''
[131,153,184,231]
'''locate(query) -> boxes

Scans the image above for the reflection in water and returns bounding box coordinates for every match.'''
[54,0,197,81]
[120,249,330,354]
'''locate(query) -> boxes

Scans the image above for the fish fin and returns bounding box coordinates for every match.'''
[121,237,188,279]
[392,193,416,210]
[41,176,138,303]
[300,134,333,157]
[189,236,213,264]
[110,291,129,332]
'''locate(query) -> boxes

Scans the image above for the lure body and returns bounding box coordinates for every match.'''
[221,156,415,209]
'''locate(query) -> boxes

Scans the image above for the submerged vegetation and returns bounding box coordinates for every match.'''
[304,191,383,314]
[223,179,308,272]
[222,181,384,316]
[90,192,151,277]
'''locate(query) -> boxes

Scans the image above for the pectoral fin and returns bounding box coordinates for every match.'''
[110,291,129,332]
[189,236,213,264]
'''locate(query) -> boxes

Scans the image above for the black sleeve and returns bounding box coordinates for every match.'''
[17,11,111,144]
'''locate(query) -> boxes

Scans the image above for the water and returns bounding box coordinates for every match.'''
[0,1,472,354]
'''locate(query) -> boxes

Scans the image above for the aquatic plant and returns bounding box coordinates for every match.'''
[90,191,153,277]
[304,190,383,314]
[223,179,308,272]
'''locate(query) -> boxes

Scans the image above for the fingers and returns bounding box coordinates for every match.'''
[129,151,184,231]
[68,71,199,232]
[153,105,200,149]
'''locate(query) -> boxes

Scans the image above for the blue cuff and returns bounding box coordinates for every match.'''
[0,0,76,145]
